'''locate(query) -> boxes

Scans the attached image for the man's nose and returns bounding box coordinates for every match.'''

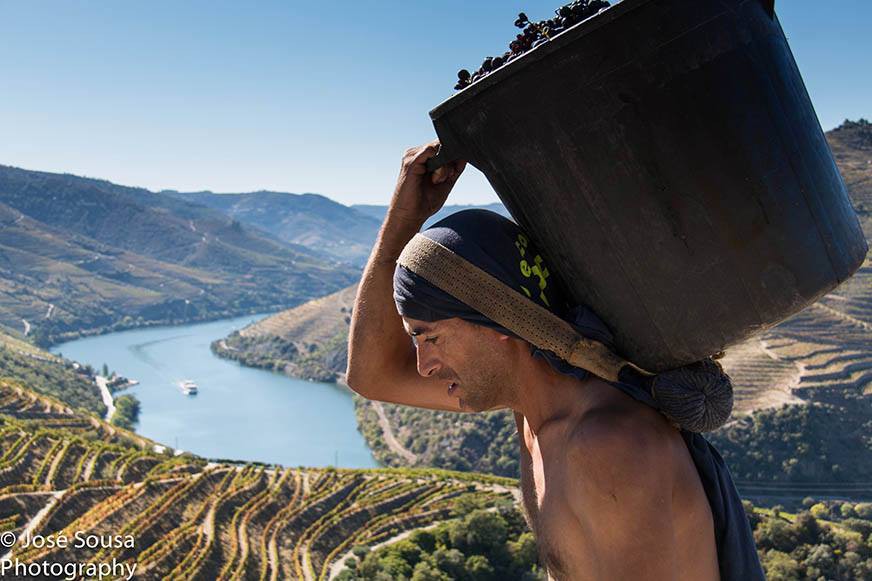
[415,346,441,377]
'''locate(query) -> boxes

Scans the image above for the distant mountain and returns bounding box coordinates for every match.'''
[352,202,510,228]
[165,190,383,265]
[163,189,509,267]
[0,165,358,344]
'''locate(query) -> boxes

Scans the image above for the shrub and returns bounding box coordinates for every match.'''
[465,554,495,580]
[762,549,801,581]
[855,503,872,519]
[810,503,829,519]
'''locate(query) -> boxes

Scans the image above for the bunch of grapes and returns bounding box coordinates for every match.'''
[454,0,611,90]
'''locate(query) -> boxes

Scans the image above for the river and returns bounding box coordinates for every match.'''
[50,314,378,469]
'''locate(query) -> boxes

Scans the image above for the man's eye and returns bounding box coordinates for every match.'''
[424,336,438,344]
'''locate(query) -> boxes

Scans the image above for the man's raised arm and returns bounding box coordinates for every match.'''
[345,141,468,412]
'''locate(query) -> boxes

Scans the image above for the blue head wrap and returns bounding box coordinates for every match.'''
[393,209,622,386]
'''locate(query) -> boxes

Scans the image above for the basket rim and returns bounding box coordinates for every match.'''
[428,0,650,119]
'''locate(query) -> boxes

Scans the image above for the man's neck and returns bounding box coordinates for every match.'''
[511,357,599,436]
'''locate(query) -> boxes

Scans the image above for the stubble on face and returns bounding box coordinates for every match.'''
[403,316,518,412]
[449,324,516,412]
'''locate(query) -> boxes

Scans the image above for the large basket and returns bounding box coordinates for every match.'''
[427,0,867,371]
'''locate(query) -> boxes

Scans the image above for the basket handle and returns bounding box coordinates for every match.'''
[425,143,459,172]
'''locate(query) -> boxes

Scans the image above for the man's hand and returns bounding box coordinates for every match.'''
[345,140,471,413]
[389,140,466,227]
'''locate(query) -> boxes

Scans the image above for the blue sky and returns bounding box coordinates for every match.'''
[0,0,869,206]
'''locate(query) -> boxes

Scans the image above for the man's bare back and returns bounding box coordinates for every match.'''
[515,377,719,580]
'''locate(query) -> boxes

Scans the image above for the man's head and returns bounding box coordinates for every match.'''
[392,210,735,432]
[393,209,567,410]
[400,315,521,411]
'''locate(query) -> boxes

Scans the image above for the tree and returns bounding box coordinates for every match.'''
[463,510,509,554]
[409,530,437,553]
[411,561,451,581]
[840,503,857,519]
[465,555,495,580]
[432,548,465,579]
[762,550,801,581]
[101,363,109,376]
[508,532,539,574]
[804,543,837,579]
[792,511,823,545]
[387,540,423,568]
[855,503,872,519]
[754,517,798,552]
[378,554,413,579]
[810,503,829,519]
[352,545,371,560]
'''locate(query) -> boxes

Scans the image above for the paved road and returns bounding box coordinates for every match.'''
[95,375,116,421]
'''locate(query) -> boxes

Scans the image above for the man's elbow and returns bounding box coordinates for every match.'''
[344,359,375,398]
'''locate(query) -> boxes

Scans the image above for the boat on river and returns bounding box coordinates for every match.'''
[179,379,198,395]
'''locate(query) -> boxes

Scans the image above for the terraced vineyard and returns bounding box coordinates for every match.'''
[0,379,517,579]
[719,276,872,414]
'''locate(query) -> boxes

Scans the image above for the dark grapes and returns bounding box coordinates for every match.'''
[453,0,610,91]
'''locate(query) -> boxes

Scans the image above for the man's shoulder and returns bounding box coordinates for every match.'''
[565,403,678,488]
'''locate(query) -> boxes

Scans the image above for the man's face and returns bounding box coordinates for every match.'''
[401,316,515,411]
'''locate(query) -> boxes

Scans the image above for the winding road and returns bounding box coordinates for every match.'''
[371,401,417,464]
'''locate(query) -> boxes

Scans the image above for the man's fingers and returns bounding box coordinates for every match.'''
[403,141,466,182]
[430,159,467,185]
[431,166,449,184]
[407,140,441,166]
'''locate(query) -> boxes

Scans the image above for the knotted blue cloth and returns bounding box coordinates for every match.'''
[393,209,763,581]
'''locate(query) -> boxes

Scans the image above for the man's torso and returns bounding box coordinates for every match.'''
[516,391,720,580]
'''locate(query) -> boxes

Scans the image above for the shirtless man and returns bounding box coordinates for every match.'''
[346,141,760,580]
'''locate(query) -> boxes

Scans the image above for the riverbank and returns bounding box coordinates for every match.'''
[50,314,378,469]
[38,304,288,350]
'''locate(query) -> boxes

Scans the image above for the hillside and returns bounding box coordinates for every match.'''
[213,284,357,382]
[8,376,867,580]
[3,375,871,579]
[0,328,105,416]
[0,378,529,580]
[165,189,512,268]
[0,165,358,344]
[214,121,872,485]
[166,191,383,266]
